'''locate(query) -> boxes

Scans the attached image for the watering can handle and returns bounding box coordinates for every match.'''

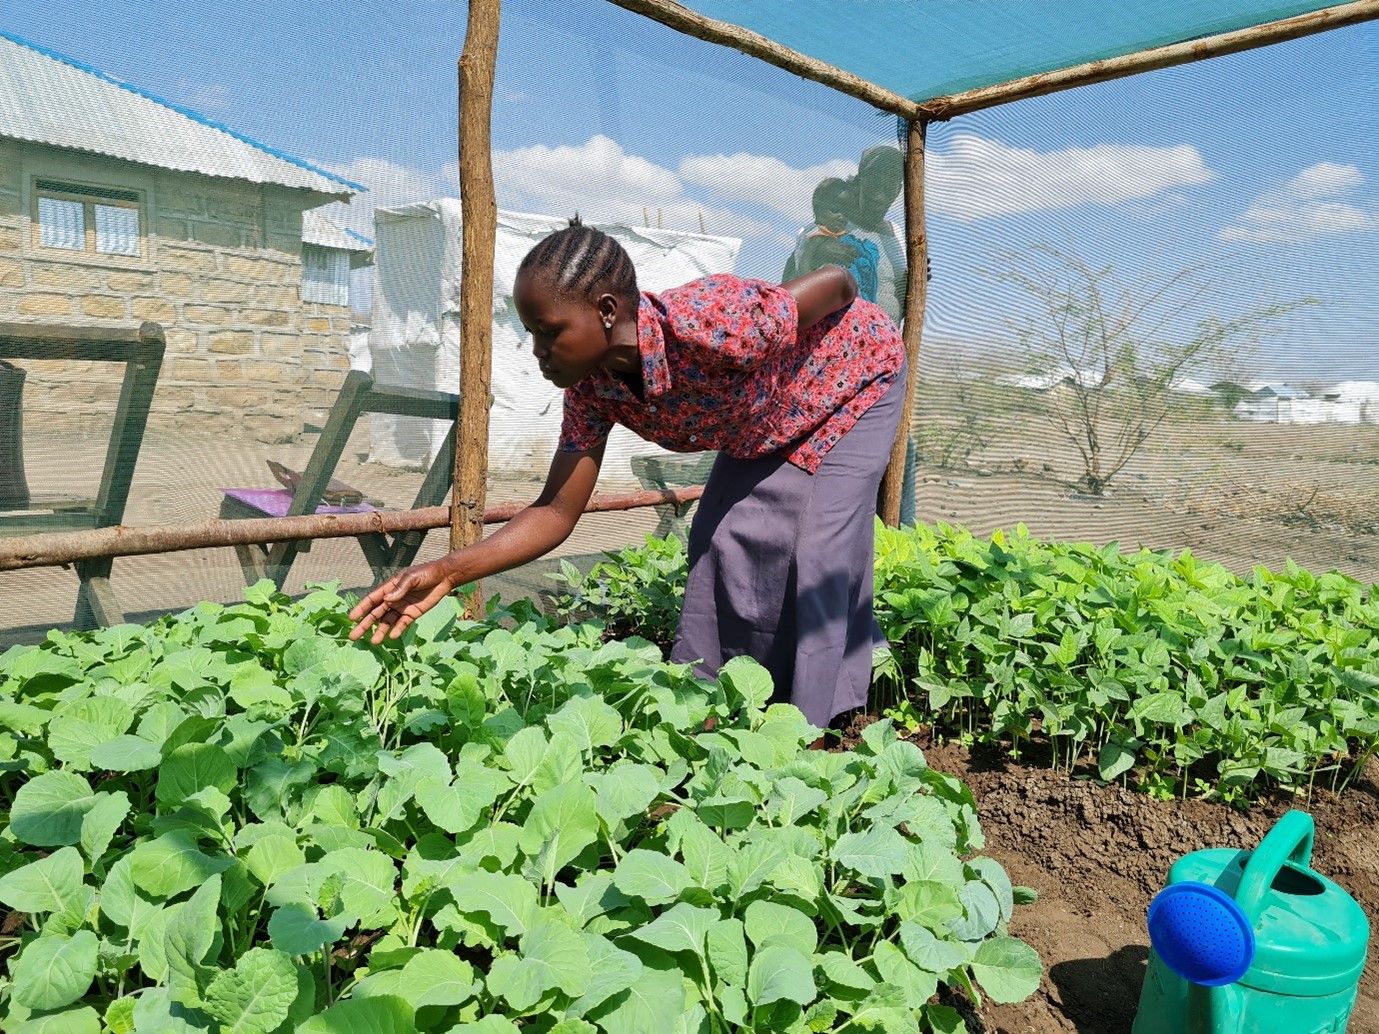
[1235,809,1315,924]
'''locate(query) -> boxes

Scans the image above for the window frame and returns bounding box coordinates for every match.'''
[31,179,147,261]
[301,243,351,307]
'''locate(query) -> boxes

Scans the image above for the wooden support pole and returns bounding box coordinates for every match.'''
[879,119,928,527]
[0,486,705,572]
[919,1,1379,120]
[605,0,926,121]
[453,0,500,582]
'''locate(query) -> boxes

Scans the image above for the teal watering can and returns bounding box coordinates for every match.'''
[1133,810,1368,1034]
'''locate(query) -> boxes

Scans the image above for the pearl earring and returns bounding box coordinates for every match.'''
[604,318,613,329]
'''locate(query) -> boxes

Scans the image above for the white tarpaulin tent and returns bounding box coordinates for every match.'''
[366,201,742,485]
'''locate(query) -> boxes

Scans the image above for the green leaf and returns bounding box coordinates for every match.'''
[586,964,685,1034]
[518,780,600,883]
[267,902,348,956]
[744,900,818,954]
[591,764,660,827]
[554,874,627,928]
[399,949,478,1009]
[47,697,134,769]
[203,947,300,1034]
[898,921,970,974]
[156,742,237,808]
[0,846,85,916]
[613,849,692,905]
[89,734,162,773]
[129,987,207,1033]
[949,880,1002,942]
[445,870,539,937]
[246,834,306,888]
[105,996,137,1034]
[80,791,130,864]
[1097,739,1138,781]
[414,765,508,837]
[10,1005,101,1034]
[696,796,755,831]
[297,995,418,1034]
[718,656,774,711]
[747,943,816,1007]
[817,951,875,994]
[705,917,748,989]
[568,932,642,1018]
[165,874,222,1006]
[321,848,398,928]
[833,826,909,879]
[872,941,938,1009]
[99,855,158,932]
[968,857,1014,924]
[448,1019,518,1034]
[486,918,591,1011]
[129,830,233,899]
[674,816,731,892]
[10,771,98,846]
[971,936,1042,1003]
[724,840,784,898]
[11,930,99,1011]
[547,694,623,752]
[628,902,719,956]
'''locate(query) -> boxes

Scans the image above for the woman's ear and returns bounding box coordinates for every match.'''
[597,293,619,330]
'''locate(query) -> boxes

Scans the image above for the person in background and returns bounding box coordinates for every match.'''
[784,178,880,304]
[844,145,919,526]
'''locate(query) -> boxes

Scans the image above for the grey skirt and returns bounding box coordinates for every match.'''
[670,362,906,728]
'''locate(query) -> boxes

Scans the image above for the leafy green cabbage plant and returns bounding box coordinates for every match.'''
[0,582,1036,1032]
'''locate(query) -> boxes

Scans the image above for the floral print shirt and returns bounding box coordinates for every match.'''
[557,273,905,474]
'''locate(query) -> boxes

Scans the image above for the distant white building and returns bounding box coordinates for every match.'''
[1234,380,1379,424]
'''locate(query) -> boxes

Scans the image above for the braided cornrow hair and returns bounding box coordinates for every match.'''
[516,214,638,304]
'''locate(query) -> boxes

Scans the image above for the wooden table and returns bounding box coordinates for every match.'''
[0,321,165,629]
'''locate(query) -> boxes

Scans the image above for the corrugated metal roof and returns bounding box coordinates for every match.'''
[0,30,363,198]
[303,211,373,252]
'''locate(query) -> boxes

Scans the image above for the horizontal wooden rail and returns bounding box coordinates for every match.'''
[0,486,704,571]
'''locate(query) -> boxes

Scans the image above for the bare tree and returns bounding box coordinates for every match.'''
[988,243,1312,495]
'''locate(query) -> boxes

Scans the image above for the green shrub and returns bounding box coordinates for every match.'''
[875,523,1379,802]
[551,526,1379,802]
[548,534,688,653]
[0,581,1034,1032]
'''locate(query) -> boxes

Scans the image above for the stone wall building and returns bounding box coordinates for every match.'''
[0,30,372,441]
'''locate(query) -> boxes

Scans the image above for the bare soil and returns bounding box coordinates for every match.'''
[840,715,1379,1034]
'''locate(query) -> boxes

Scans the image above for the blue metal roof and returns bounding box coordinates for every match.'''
[0,29,364,195]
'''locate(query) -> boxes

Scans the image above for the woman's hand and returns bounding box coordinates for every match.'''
[347,558,459,645]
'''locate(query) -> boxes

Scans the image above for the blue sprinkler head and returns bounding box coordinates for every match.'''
[1147,882,1257,987]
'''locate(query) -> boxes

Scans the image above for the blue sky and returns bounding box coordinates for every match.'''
[7,0,1377,378]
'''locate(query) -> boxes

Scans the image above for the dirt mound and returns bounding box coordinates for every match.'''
[843,719,1379,1033]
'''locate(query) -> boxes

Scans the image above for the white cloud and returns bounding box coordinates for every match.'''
[1286,162,1365,197]
[1219,162,1379,243]
[177,80,233,113]
[315,139,787,248]
[492,135,784,244]
[928,133,1216,220]
[678,153,855,220]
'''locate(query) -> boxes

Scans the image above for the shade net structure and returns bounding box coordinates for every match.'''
[0,0,1376,648]
[666,0,1349,103]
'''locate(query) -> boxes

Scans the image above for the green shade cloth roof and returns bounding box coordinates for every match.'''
[677,1,1340,103]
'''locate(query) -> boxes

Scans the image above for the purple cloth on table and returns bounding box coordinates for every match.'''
[222,487,376,518]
